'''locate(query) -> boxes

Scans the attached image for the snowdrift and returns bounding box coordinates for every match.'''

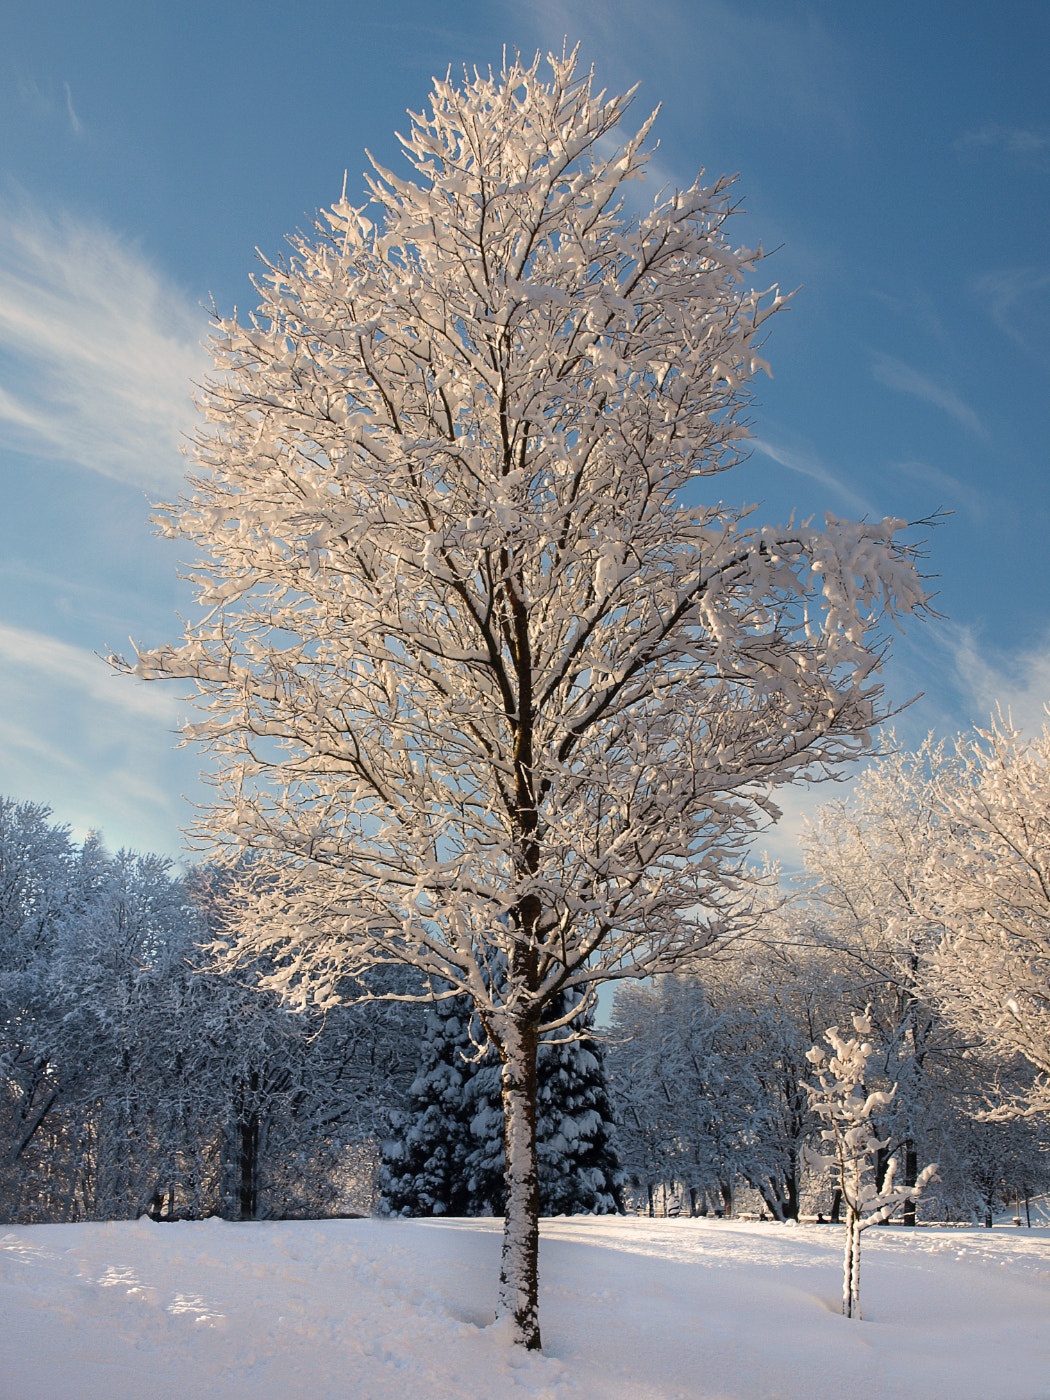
[3,1215,1047,1399]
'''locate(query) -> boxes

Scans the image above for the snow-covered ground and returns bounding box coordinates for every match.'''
[3,1215,1047,1400]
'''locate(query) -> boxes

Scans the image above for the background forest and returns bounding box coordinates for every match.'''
[6,726,1048,1230]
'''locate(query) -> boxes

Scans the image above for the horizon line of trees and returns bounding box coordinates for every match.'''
[0,797,423,1224]
[610,722,1050,1228]
[4,715,1050,1228]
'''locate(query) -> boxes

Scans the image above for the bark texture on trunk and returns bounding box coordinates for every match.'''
[496,1017,542,1350]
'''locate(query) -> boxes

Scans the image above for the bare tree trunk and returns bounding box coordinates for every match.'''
[239,1107,260,1220]
[874,1143,890,1193]
[496,1017,542,1350]
[902,1142,917,1226]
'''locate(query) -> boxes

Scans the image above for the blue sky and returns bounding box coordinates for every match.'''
[1,0,1047,868]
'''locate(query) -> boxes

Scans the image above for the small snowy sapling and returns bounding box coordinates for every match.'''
[805,1010,936,1318]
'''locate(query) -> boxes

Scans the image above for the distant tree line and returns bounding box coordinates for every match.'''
[608,729,1050,1226]
[5,719,1049,1227]
[0,798,421,1223]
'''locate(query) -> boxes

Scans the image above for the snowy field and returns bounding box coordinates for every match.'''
[3,1215,1049,1400]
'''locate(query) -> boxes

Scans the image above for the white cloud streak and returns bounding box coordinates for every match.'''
[521,0,853,141]
[62,82,83,137]
[871,353,986,437]
[761,624,1050,873]
[0,622,202,857]
[888,458,985,524]
[748,438,875,516]
[955,125,1050,166]
[938,624,1050,739]
[0,196,209,490]
[971,266,1050,365]
[0,623,181,723]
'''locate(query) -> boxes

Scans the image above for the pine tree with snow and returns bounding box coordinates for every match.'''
[461,991,624,1216]
[536,997,624,1216]
[805,1009,937,1318]
[116,48,929,1346]
[384,990,623,1216]
[380,998,477,1216]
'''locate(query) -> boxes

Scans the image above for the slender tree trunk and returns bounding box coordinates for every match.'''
[874,1143,890,1193]
[238,1106,260,1220]
[229,1070,262,1221]
[902,1142,917,1226]
[496,1017,542,1350]
[842,1209,862,1318]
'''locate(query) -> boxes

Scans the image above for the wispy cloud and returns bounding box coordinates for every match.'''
[919,622,1050,739]
[971,266,1050,365]
[955,125,1050,168]
[760,624,1050,871]
[0,623,182,723]
[63,82,83,137]
[0,195,208,490]
[871,353,986,437]
[748,438,875,516]
[521,0,854,143]
[0,622,201,856]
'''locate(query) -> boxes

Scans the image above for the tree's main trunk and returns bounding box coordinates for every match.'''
[497,1017,542,1350]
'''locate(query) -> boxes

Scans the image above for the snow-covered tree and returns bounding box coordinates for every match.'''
[464,991,623,1217]
[805,1010,936,1319]
[115,49,927,1346]
[534,996,623,1216]
[920,721,1050,1117]
[609,977,749,1215]
[609,939,835,1219]
[1,805,421,1224]
[800,739,962,1222]
[0,801,110,1216]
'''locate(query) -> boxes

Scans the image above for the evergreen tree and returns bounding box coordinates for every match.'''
[380,999,477,1216]
[535,1007,624,1216]
[382,991,623,1216]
